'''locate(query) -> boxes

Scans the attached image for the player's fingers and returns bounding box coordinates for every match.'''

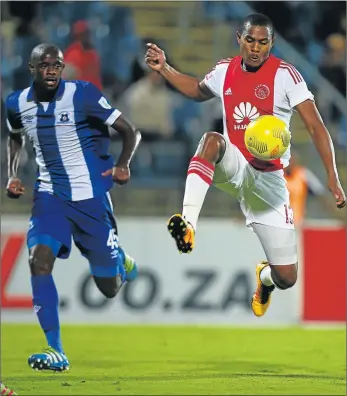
[145,57,158,64]
[337,199,346,208]
[146,43,161,53]
[115,178,128,186]
[8,184,24,193]
[147,54,159,62]
[145,58,159,68]
[335,192,345,201]
[334,191,346,207]
[145,54,159,62]
[6,189,23,198]
[148,49,159,57]
[113,172,128,180]
[101,169,113,176]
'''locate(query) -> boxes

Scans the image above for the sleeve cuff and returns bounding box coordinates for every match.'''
[203,79,218,97]
[105,109,122,126]
[291,93,314,109]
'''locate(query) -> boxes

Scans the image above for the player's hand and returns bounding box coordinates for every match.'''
[6,177,25,199]
[102,165,130,186]
[328,176,346,209]
[145,43,166,71]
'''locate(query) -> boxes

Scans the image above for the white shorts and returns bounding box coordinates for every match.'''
[213,137,297,265]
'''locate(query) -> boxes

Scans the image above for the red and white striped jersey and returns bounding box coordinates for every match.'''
[203,55,314,171]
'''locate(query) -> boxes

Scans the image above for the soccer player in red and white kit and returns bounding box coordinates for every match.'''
[145,13,346,317]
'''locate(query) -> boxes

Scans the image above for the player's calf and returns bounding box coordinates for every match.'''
[29,244,55,275]
[196,131,226,164]
[270,264,297,290]
[90,246,138,298]
[93,275,123,299]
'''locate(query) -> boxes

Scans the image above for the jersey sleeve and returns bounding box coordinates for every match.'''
[83,83,121,126]
[5,92,24,134]
[282,64,314,109]
[202,59,231,98]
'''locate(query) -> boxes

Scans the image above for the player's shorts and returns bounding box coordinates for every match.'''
[213,136,297,265]
[27,191,126,279]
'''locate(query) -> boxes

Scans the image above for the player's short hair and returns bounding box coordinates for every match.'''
[30,43,63,63]
[241,13,275,38]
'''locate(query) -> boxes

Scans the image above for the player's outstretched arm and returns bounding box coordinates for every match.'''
[102,115,141,186]
[7,132,25,198]
[296,100,346,208]
[145,43,214,102]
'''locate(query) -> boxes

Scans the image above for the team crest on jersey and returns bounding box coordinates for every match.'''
[233,102,259,130]
[255,84,270,99]
[59,112,70,123]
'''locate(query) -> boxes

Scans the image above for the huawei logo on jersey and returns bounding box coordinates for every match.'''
[233,102,259,130]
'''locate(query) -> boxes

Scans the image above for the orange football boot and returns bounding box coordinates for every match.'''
[167,214,195,253]
[251,261,275,317]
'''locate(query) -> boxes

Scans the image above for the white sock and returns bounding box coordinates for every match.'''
[182,156,215,231]
[260,265,274,286]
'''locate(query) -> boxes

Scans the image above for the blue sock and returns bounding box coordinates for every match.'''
[31,274,63,353]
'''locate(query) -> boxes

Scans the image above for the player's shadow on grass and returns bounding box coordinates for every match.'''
[15,360,344,383]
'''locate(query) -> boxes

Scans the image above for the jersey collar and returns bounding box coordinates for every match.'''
[27,80,66,102]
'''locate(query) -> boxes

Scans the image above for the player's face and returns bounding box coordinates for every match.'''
[237,24,273,68]
[29,52,65,90]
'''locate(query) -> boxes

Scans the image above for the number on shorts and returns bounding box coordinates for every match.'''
[107,228,118,249]
[284,204,294,225]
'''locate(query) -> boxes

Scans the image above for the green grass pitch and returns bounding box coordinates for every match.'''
[1,324,345,395]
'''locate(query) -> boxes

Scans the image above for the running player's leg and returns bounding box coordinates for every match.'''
[27,192,72,371]
[168,132,244,253]
[71,193,137,299]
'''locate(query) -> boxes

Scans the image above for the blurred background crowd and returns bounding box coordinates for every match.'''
[1,1,346,223]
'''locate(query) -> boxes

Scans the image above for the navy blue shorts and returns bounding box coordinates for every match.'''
[27,191,125,279]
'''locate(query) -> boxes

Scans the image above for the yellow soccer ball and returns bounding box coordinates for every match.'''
[244,115,291,160]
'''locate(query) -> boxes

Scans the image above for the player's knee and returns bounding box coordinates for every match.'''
[29,245,55,275]
[198,132,226,163]
[93,276,122,299]
[271,264,297,290]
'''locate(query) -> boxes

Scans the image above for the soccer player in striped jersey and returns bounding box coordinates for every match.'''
[145,14,346,317]
[5,43,141,371]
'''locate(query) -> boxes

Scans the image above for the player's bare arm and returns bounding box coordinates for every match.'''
[296,99,346,208]
[102,114,141,186]
[145,43,214,102]
[7,132,25,198]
